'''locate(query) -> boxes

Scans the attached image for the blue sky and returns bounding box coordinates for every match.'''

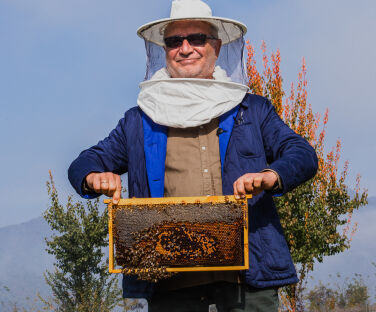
[0,0,375,229]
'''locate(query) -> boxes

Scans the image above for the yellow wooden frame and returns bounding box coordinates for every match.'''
[104,195,250,274]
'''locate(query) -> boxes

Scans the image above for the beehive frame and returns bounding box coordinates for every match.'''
[105,195,250,274]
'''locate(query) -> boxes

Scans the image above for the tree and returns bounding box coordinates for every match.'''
[307,273,370,311]
[344,274,369,308]
[307,282,337,312]
[42,171,122,311]
[246,41,368,311]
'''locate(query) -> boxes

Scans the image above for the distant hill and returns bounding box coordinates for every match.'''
[0,215,124,311]
[0,216,54,308]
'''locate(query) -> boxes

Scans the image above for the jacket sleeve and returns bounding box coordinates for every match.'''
[258,99,318,195]
[68,117,129,199]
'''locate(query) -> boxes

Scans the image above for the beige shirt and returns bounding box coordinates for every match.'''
[164,118,222,197]
[159,118,239,290]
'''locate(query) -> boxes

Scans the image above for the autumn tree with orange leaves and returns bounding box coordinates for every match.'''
[246,41,368,311]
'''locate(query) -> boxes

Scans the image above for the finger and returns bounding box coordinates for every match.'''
[112,175,122,204]
[116,174,122,191]
[86,173,94,189]
[235,179,246,198]
[233,180,240,199]
[253,175,262,189]
[243,176,254,194]
[105,174,119,197]
[86,172,101,191]
[92,175,103,193]
[253,176,264,196]
[99,175,110,193]
[106,174,117,196]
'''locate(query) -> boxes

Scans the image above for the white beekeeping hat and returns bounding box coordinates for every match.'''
[138,0,248,85]
[137,0,247,46]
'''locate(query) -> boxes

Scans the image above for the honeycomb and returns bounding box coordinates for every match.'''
[108,196,248,281]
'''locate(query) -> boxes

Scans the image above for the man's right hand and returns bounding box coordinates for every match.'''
[85,172,122,204]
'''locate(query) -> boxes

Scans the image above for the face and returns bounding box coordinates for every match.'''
[164,21,222,79]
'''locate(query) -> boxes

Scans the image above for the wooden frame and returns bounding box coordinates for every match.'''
[104,195,250,274]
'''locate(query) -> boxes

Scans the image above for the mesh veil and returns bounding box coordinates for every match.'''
[143,29,248,85]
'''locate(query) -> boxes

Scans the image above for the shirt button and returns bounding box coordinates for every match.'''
[203,169,208,173]
[202,146,206,151]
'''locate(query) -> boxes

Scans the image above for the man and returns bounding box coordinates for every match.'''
[68,0,318,311]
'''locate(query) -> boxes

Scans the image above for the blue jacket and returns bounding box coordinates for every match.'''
[68,93,318,298]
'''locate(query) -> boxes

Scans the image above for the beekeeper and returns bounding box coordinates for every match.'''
[68,0,318,311]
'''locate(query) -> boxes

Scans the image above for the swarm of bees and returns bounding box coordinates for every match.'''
[112,199,244,282]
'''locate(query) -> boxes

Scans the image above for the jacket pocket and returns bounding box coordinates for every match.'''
[232,123,264,158]
[258,222,291,272]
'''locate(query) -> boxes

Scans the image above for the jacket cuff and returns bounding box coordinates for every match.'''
[81,176,101,199]
[260,168,283,197]
[68,159,102,199]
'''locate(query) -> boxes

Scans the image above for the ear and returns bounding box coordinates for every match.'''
[215,39,222,57]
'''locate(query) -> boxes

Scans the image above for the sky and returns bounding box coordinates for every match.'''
[0,0,375,231]
[306,198,376,301]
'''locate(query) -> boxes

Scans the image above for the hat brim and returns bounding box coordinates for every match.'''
[137,17,247,46]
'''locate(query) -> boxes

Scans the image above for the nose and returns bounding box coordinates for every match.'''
[179,39,194,55]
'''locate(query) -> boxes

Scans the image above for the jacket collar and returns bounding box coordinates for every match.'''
[240,93,250,109]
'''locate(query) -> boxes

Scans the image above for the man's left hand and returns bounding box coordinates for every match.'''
[233,171,278,198]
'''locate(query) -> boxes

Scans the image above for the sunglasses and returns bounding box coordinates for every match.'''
[164,33,218,49]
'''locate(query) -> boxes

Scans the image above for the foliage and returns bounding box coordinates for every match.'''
[246,41,368,311]
[42,171,122,311]
[307,282,337,312]
[307,274,370,311]
[343,275,369,308]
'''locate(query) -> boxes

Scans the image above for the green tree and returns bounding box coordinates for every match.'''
[306,282,337,312]
[246,42,368,311]
[42,171,122,311]
[344,275,369,308]
[307,273,370,311]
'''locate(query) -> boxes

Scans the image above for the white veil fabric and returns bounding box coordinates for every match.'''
[143,36,248,85]
[136,0,249,128]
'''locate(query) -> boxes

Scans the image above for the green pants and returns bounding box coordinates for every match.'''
[148,282,279,312]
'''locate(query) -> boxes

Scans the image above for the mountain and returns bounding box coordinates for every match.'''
[0,216,54,308]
